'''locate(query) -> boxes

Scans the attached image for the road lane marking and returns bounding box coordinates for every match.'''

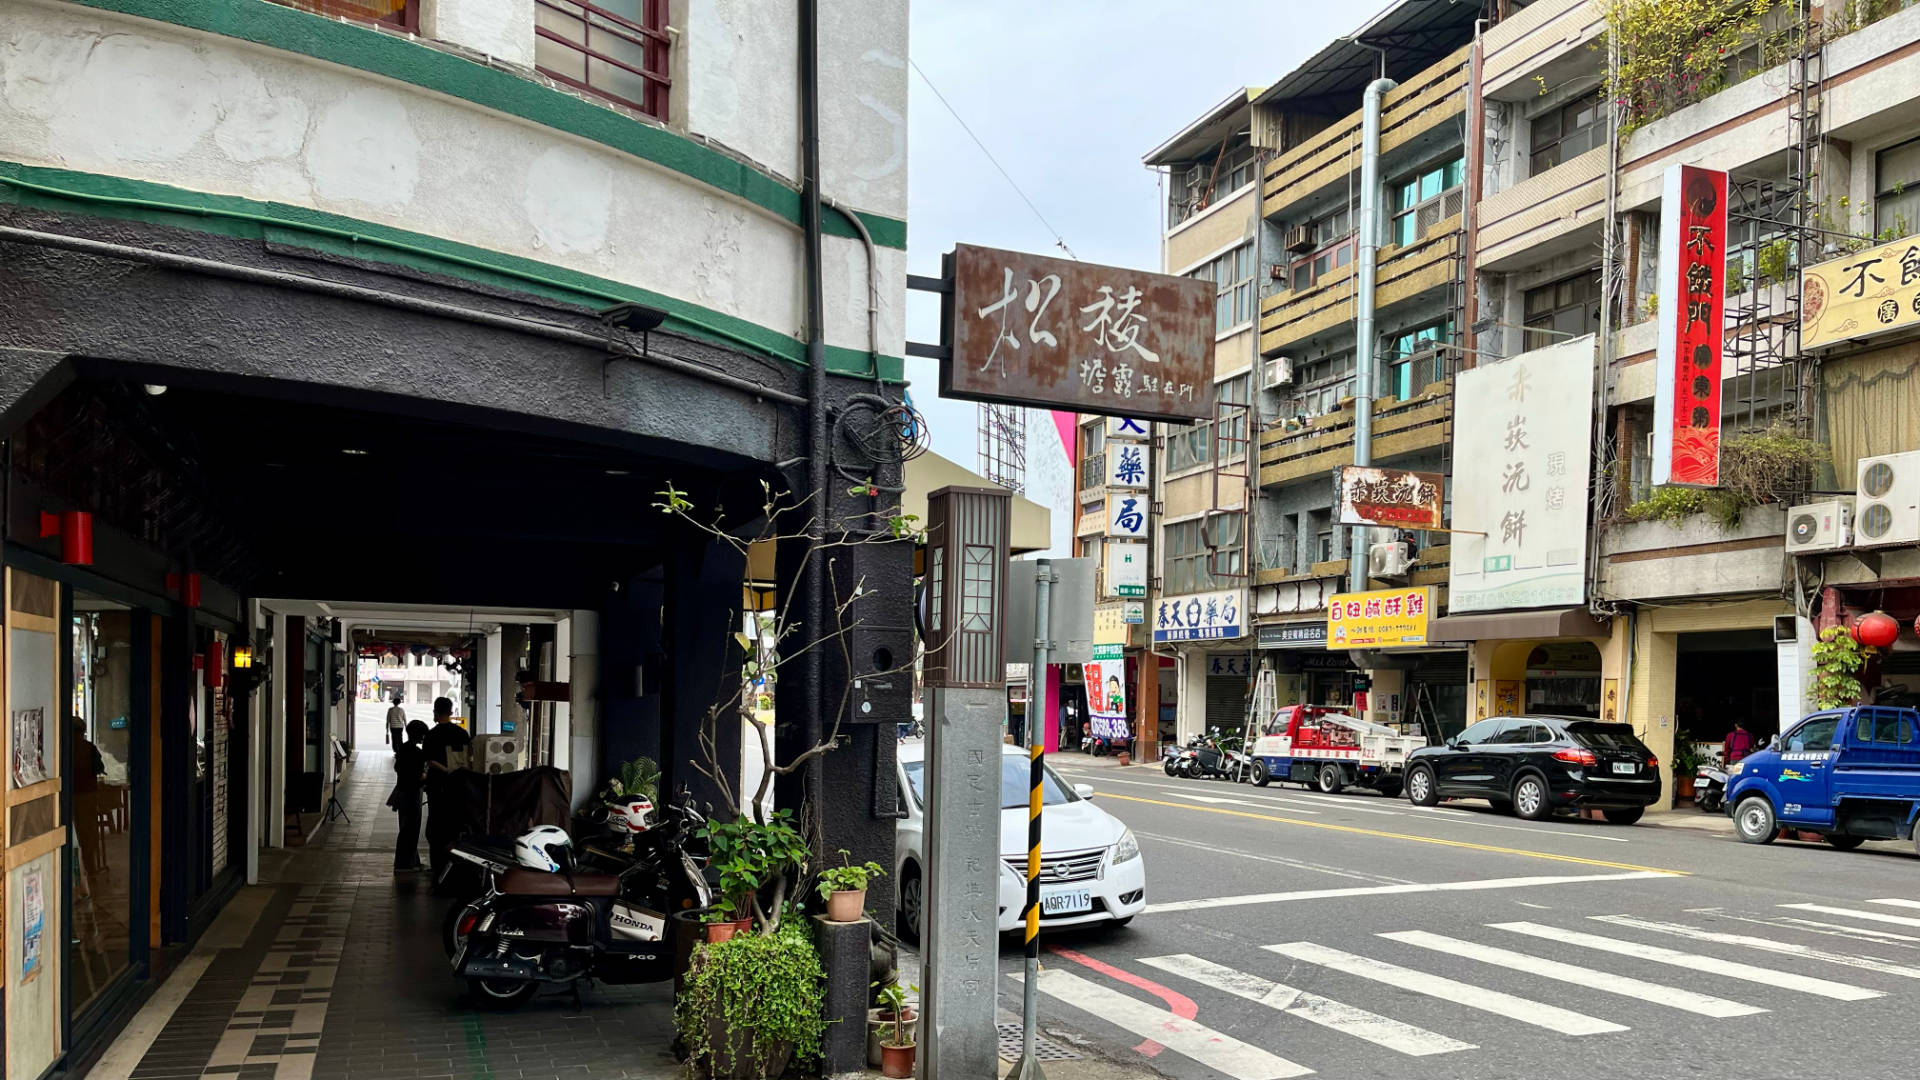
[1090,791,1684,873]
[1264,942,1626,1035]
[1272,793,1405,816]
[1490,922,1884,1001]
[1159,789,1320,812]
[1139,953,1475,1057]
[1047,946,1195,1059]
[1780,903,1920,929]
[1014,969,1315,1079]
[1080,773,1334,810]
[1595,915,1920,981]
[1381,930,1765,1018]
[1398,805,1632,843]
[1147,871,1675,914]
[1135,831,1412,885]
[1870,898,1920,911]
[1687,909,1920,948]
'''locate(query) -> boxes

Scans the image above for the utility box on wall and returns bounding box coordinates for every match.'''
[920,486,1011,689]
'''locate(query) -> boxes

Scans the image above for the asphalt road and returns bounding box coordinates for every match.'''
[1000,757,1920,1080]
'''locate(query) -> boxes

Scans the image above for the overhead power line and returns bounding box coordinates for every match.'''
[910,57,1078,260]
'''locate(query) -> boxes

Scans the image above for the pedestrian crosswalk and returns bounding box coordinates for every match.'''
[1025,900,1920,1080]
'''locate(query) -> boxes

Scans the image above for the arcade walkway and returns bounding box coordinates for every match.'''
[84,752,678,1080]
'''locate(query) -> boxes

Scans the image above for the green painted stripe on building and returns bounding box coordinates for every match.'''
[0,162,902,381]
[56,0,906,250]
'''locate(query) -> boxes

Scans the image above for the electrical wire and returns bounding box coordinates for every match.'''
[909,57,1078,260]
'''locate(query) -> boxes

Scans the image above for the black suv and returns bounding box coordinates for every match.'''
[1404,715,1662,824]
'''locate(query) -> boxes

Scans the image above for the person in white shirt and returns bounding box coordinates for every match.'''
[386,693,407,750]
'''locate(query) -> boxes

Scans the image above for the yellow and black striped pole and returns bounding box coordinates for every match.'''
[1023,741,1044,950]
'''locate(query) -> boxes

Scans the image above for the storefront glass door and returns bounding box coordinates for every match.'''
[69,596,139,1016]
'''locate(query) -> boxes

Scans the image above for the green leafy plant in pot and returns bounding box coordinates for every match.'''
[817,849,886,923]
[873,979,918,1079]
[700,809,811,942]
[675,919,827,1080]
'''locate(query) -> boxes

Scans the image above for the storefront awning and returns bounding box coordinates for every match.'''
[1428,607,1610,642]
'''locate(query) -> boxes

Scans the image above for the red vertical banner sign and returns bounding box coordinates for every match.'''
[1653,164,1729,486]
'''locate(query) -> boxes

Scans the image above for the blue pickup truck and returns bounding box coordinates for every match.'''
[1726,705,1920,852]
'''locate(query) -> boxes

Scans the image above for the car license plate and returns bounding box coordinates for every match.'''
[1040,888,1093,916]
[1611,762,1637,775]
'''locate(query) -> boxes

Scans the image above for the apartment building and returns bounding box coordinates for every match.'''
[1452,0,1920,796]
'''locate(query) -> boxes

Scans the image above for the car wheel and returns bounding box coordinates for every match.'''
[1735,795,1778,844]
[1826,834,1866,851]
[1407,766,1439,807]
[1250,760,1270,787]
[898,863,924,945]
[469,978,538,1009]
[1513,774,1552,821]
[1316,764,1345,794]
[1602,807,1645,826]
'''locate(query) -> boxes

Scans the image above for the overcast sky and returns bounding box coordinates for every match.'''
[899,1,1363,550]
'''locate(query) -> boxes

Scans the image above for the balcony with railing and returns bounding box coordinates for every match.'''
[1259,215,1463,355]
[1259,377,1453,489]
[1261,46,1471,218]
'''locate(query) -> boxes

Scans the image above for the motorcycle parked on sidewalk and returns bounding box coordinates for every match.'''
[1177,733,1251,781]
[445,791,711,1008]
[1695,757,1730,813]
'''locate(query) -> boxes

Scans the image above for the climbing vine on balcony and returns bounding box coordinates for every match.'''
[1601,0,1773,138]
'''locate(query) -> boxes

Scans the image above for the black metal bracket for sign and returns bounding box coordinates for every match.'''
[904,273,954,361]
[597,302,667,395]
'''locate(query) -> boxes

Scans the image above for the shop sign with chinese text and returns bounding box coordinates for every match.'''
[1105,442,1149,489]
[1106,493,1149,539]
[943,244,1217,421]
[1327,587,1434,648]
[1152,589,1245,643]
[1800,230,1920,349]
[1093,603,1130,645]
[1084,643,1129,739]
[1103,540,1147,597]
[1105,416,1151,441]
[1258,622,1329,649]
[1336,466,1444,529]
[1448,336,1594,612]
[1654,164,1728,486]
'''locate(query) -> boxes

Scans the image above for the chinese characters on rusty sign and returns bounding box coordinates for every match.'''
[1336,466,1445,530]
[943,244,1217,421]
[1654,164,1728,486]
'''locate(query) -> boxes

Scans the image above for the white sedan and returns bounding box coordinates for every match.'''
[894,742,1146,939]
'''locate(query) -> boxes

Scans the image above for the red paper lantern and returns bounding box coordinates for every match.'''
[1854,611,1900,648]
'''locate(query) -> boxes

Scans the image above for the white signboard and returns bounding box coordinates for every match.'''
[1105,442,1149,488]
[1105,416,1151,442]
[1152,589,1246,643]
[1103,541,1147,597]
[1106,492,1149,539]
[1448,336,1595,613]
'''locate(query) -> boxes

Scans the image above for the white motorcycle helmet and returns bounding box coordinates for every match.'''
[513,825,573,873]
[611,796,655,836]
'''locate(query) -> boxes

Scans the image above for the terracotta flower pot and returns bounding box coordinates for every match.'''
[880,1041,917,1079]
[704,918,752,944]
[825,888,867,923]
[867,1007,918,1067]
[1116,751,1132,766]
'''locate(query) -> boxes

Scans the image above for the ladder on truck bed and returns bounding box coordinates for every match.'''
[1235,665,1279,781]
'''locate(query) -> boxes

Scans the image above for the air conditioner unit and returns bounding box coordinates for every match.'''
[1261,356,1293,390]
[1184,164,1206,189]
[1368,541,1412,578]
[1284,225,1316,253]
[1784,499,1853,554]
[1854,451,1920,547]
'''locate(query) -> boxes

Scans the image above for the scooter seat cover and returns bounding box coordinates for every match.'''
[501,868,621,897]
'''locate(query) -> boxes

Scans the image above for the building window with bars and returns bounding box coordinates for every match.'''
[1876,137,1920,239]
[1289,206,1354,291]
[1389,159,1464,247]
[1216,374,1250,462]
[1190,244,1256,334]
[1165,422,1210,473]
[1384,318,1454,400]
[1529,93,1605,176]
[1164,512,1244,595]
[1286,351,1355,419]
[535,0,671,119]
[268,0,417,29]
[1523,271,1602,352]
[1169,143,1260,227]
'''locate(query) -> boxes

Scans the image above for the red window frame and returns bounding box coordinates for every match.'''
[267,0,420,33]
[534,0,672,120]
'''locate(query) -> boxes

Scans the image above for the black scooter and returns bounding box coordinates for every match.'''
[446,794,711,1008]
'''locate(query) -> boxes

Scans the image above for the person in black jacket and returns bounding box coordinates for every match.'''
[391,720,430,871]
[421,697,472,882]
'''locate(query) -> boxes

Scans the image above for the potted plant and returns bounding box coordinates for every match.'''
[675,919,827,1080]
[874,979,918,1079]
[1671,740,1703,801]
[817,850,886,923]
[867,978,919,1068]
[700,810,811,941]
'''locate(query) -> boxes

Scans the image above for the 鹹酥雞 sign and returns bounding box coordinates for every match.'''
[943,244,1217,421]
[1327,587,1434,649]
[1337,466,1444,529]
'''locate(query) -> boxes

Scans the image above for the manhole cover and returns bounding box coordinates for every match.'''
[996,1023,1083,1062]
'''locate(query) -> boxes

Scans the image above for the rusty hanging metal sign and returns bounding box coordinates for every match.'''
[938,243,1218,421]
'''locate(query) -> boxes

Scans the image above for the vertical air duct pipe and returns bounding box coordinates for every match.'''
[1349,76,1398,593]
